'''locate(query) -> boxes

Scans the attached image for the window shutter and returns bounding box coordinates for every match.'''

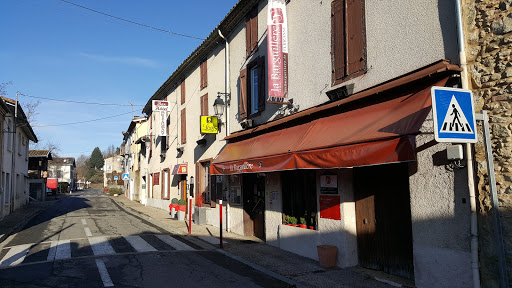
[210,175,217,208]
[201,61,208,89]
[149,135,153,158]
[239,69,248,119]
[181,108,186,144]
[257,57,265,112]
[181,81,186,105]
[346,0,365,75]
[251,12,258,52]
[246,17,252,56]
[332,0,345,82]
[201,94,208,116]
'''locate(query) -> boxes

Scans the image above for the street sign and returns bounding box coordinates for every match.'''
[122,173,129,180]
[114,176,118,181]
[431,86,477,143]
[200,116,219,134]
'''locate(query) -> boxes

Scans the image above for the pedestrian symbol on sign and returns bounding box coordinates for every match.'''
[440,96,473,134]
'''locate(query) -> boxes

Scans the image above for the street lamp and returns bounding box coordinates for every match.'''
[213,95,225,118]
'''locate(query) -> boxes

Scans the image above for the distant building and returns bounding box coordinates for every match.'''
[48,157,76,190]
[28,150,52,201]
[103,154,123,188]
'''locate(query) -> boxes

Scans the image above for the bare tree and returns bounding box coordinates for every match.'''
[75,154,90,180]
[0,81,12,96]
[103,144,119,158]
[31,139,62,157]
[21,100,41,125]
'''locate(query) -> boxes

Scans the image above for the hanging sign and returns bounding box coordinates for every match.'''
[152,100,169,137]
[267,0,288,102]
[172,164,188,175]
[431,87,477,143]
[200,116,219,134]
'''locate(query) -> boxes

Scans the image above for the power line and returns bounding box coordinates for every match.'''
[33,111,133,127]
[57,0,205,41]
[18,93,144,107]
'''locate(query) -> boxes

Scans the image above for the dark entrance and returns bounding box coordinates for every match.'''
[354,162,414,280]
[242,173,265,239]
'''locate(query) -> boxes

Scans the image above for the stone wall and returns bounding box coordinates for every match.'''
[464,0,512,287]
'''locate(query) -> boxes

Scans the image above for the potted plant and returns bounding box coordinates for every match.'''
[169,198,179,218]
[177,199,187,221]
[289,216,298,227]
[299,217,307,229]
[310,217,315,230]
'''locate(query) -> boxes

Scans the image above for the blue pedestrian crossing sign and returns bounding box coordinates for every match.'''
[431,87,477,143]
[122,174,129,180]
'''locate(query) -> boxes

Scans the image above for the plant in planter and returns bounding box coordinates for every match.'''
[169,198,179,218]
[299,217,307,228]
[289,216,298,227]
[309,217,315,230]
[177,199,187,221]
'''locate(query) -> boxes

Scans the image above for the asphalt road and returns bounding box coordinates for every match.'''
[0,189,291,288]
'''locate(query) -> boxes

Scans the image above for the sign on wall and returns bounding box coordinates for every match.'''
[320,174,338,194]
[152,100,169,137]
[319,195,341,220]
[200,116,219,134]
[431,87,477,143]
[267,0,288,102]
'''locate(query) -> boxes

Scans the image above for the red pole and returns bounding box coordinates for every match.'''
[219,200,223,249]
[189,198,192,235]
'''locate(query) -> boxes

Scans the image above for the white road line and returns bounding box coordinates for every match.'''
[95,258,114,287]
[81,219,87,225]
[55,240,71,260]
[155,235,194,251]
[124,236,156,252]
[47,241,58,261]
[84,227,92,237]
[88,237,115,256]
[198,236,227,245]
[0,244,31,267]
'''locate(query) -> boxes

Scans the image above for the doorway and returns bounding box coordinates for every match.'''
[354,162,414,279]
[242,173,265,239]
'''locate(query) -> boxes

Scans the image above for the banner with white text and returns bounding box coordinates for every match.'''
[152,100,169,137]
[267,0,288,102]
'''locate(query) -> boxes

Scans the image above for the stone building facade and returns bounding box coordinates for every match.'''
[464,0,512,286]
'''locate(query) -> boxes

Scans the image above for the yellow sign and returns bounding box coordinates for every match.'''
[200,116,219,134]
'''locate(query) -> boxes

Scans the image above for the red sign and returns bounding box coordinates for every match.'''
[267,1,288,101]
[319,195,341,220]
[172,164,188,175]
[153,172,160,185]
[47,178,58,191]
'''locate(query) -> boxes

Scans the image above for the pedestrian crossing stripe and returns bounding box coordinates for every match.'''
[439,96,473,134]
[0,234,197,268]
[431,86,477,143]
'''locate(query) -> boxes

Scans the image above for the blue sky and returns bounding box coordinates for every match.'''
[0,0,238,159]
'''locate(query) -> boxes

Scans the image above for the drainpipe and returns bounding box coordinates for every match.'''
[455,1,480,287]
[218,29,231,232]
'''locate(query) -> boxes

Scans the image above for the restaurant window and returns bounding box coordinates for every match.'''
[331,0,366,85]
[239,57,265,119]
[200,60,208,90]
[246,8,258,56]
[281,170,317,228]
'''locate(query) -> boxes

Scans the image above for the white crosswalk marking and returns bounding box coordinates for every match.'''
[123,236,156,252]
[95,258,114,287]
[155,235,194,251]
[0,244,31,267]
[84,227,92,237]
[47,241,58,261]
[89,237,116,256]
[55,240,71,260]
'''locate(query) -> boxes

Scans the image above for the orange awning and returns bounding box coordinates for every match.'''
[211,76,451,175]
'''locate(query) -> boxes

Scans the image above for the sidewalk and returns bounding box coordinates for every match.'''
[111,195,413,288]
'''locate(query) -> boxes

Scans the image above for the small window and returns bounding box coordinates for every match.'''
[239,57,265,119]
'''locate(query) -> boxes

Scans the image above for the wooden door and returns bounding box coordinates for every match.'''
[242,174,265,239]
[354,162,414,279]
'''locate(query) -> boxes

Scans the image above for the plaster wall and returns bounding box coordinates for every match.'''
[409,111,472,288]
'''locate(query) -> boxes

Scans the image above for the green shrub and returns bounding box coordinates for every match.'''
[107,187,123,196]
[178,199,187,205]
[171,198,179,204]
[289,217,298,225]
[300,217,306,225]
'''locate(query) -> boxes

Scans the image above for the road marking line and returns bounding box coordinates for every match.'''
[47,241,57,261]
[55,240,71,259]
[81,219,87,225]
[155,235,194,251]
[124,236,156,252]
[84,227,92,237]
[0,244,31,267]
[88,237,116,256]
[198,236,227,245]
[95,258,114,287]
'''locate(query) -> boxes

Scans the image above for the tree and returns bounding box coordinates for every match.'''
[75,154,90,180]
[89,147,104,170]
[102,144,118,158]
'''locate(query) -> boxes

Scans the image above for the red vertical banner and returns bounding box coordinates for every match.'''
[267,0,288,102]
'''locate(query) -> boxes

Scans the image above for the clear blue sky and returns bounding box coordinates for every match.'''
[0,0,238,160]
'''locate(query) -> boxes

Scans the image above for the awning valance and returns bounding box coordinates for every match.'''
[211,76,451,175]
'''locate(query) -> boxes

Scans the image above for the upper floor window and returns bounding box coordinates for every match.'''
[200,60,208,90]
[246,8,258,56]
[331,0,366,85]
[181,80,186,105]
[181,108,186,144]
[239,57,265,119]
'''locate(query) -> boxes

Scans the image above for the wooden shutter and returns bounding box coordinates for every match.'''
[332,0,345,82]
[251,11,258,52]
[257,57,265,112]
[149,135,153,158]
[200,61,208,90]
[239,69,248,119]
[201,94,208,116]
[246,16,252,56]
[150,113,153,129]
[346,0,365,75]
[181,81,186,105]
[181,108,186,144]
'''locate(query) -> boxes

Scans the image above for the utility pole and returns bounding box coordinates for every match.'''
[10,93,18,213]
